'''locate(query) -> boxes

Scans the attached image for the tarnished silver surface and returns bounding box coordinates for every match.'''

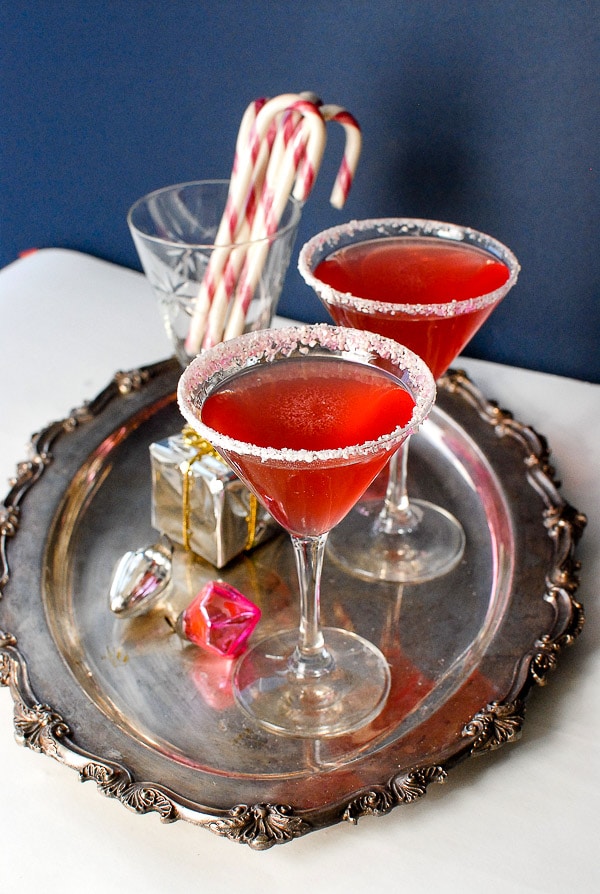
[0,358,586,849]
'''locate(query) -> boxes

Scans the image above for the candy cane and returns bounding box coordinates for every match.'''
[187,94,320,352]
[320,104,362,209]
[200,126,277,350]
[200,163,266,347]
[205,116,308,348]
[286,100,327,201]
[223,122,309,341]
[232,97,268,177]
[205,98,324,346]
[221,99,326,341]
[184,99,274,353]
[187,93,358,353]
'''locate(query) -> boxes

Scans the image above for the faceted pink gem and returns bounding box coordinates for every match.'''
[179,581,261,658]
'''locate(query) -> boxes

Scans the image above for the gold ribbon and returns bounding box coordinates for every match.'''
[180,425,258,552]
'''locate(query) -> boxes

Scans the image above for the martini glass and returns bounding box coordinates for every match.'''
[178,324,435,738]
[298,219,520,583]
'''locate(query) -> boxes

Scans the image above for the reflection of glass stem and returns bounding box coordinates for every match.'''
[304,736,324,771]
[374,439,422,536]
[381,585,404,654]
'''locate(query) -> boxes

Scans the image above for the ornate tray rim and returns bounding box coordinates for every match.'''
[0,358,586,850]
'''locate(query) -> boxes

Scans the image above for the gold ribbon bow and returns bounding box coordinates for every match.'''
[180,425,258,552]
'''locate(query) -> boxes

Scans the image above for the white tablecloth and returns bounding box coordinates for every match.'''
[1,249,598,892]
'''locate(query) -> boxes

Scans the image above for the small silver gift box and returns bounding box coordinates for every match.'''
[150,427,279,568]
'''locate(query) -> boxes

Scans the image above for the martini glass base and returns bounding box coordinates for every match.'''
[327,498,466,584]
[233,627,391,738]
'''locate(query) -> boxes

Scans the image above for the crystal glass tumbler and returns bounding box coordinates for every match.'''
[128,179,302,365]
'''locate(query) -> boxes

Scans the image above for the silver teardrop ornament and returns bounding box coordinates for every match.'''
[109,535,173,618]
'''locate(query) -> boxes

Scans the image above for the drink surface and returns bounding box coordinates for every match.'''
[202,355,414,450]
[201,355,415,536]
[314,238,509,305]
[314,238,510,379]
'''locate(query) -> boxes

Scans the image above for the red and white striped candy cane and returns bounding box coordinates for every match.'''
[205,96,325,346]
[185,98,272,353]
[190,93,359,350]
[223,122,310,341]
[320,104,362,209]
[199,117,282,349]
[189,94,320,351]
[287,99,328,202]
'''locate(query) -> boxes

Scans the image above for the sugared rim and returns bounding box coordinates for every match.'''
[298,217,520,319]
[127,178,302,250]
[177,323,436,465]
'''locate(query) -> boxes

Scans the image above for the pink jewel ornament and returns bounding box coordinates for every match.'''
[177,581,261,658]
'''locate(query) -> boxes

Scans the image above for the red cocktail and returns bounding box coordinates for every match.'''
[178,324,435,737]
[299,220,519,583]
[202,354,416,536]
[313,237,510,378]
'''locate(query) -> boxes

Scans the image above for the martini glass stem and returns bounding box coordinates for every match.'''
[374,438,422,535]
[290,533,335,678]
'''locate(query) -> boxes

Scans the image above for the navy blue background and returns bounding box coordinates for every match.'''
[1,2,598,381]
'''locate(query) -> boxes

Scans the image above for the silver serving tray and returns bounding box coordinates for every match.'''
[0,358,586,849]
